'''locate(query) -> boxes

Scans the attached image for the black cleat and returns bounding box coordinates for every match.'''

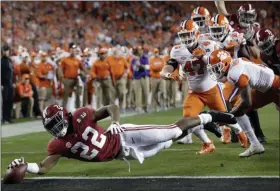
[207,111,237,124]
[204,122,222,138]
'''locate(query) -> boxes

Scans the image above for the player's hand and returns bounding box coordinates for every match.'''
[225,40,239,49]
[105,122,124,135]
[192,47,206,58]
[8,157,25,169]
[165,72,180,81]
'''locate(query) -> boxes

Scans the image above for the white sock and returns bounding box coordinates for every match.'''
[236,115,260,145]
[188,125,203,134]
[193,128,211,143]
[228,123,242,134]
[198,114,212,125]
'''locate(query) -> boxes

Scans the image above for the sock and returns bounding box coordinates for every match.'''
[188,125,203,134]
[193,128,211,143]
[236,115,260,145]
[247,110,265,137]
[228,123,242,134]
[198,114,212,125]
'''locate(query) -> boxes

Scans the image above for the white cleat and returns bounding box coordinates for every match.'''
[177,134,193,144]
[239,144,265,158]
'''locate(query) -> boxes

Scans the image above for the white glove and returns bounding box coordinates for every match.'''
[105,122,124,135]
[8,157,25,169]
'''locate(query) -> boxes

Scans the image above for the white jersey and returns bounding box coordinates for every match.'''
[227,58,275,93]
[200,31,246,59]
[170,40,218,92]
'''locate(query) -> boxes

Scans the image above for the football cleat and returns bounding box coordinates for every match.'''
[196,141,216,155]
[237,131,248,148]
[239,144,265,158]
[221,126,231,144]
[207,110,237,124]
[177,134,193,144]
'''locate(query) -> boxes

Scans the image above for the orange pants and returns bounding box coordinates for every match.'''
[183,85,227,117]
[223,81,241,108]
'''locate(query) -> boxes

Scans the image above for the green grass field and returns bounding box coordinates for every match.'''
[1,105,279,177]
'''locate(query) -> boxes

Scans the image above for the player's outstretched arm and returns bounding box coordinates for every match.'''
[94,104,120,124]
[214,1,230,16]
[230,85,252,116]
[8,155,61,175]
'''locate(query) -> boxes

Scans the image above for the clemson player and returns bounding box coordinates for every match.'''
[160,20,247,154]
[208,49,280,157]
[191,7,211,34]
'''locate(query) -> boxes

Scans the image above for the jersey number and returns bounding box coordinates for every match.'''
[70,127,107,160]
[184,60,204,76]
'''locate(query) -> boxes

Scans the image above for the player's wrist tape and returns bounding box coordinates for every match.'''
[198,114,212,125]
[27,163,40,174]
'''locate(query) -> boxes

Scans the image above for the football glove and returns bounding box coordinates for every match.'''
[8,157,25,169]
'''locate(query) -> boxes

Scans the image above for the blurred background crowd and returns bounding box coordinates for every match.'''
[1,1,279,123]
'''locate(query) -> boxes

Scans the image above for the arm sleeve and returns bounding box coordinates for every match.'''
[166,58,179,70]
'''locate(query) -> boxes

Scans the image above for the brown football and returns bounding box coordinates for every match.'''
[3,163,27,184]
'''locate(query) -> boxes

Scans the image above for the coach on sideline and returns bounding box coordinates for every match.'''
[1,44,14,124]
[131,46,149,113]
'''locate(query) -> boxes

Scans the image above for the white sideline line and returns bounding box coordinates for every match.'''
[23,176,279,180]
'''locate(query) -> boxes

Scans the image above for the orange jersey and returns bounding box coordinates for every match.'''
[107,56,128,79]
[149,57,165,78]
[91,59,110,79]
[60,56,82,79]
[16,82,33,98]
[37,62,56,88]
[19,63,31,75]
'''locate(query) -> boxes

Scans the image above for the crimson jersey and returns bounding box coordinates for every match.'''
[260,40,280,75]
[47,107,121,162]
[227,14,260,40]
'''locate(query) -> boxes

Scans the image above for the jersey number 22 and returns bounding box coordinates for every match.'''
[71,127,107,160]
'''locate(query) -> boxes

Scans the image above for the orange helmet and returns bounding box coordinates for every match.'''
[191,7,211,29]
[178,20,200,48]
[207,50,232,80]
[209,14,230,41]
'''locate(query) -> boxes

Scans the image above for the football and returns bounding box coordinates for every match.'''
[3,163,27,184]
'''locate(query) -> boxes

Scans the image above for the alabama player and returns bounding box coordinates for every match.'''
[208,49,280,157]
[160,20,247,154]
[7,104,236,174]
[191,7,211,34]
[256,28,280,75]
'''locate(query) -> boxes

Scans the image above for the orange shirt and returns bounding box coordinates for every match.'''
[91,59,110,79]
[16,82,33,98]
[60,56,82,79]
[126,57,133,80]
[37,62,55,88]
[30,63,39,86]
[150,57,165,78]
[107,56,128,79]
[13,64,21,83]
[19,63,31,75]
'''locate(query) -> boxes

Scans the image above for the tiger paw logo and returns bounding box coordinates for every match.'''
[217,51,229,60]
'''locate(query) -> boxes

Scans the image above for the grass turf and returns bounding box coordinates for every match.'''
[1,105,279,177]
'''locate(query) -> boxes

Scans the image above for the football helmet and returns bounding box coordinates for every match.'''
[191,7,211,29]
[209,14,230,41]
[178,20,200,48]
[238,4,257,28]
[207,50,232,80]
[256,28,276,56]
[42,105,70,137]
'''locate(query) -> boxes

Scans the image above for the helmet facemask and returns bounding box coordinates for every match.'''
[178,30,198,48]
[44,110,69,137]
[258,38,275,56]
[209,26,228,41]
[238,11,257,28]
[207,62,225,80]
[192,16,207,28]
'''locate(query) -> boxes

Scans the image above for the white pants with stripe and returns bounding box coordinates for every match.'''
[119,123,182,163]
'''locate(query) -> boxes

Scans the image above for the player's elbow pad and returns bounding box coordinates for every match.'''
[166,59,178,69]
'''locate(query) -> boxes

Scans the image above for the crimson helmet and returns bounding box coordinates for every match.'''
[42,105,70,137]
[256,28,276,56]
[238,4,257,28]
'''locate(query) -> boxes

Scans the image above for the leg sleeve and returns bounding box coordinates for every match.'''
[120,124,182,147]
